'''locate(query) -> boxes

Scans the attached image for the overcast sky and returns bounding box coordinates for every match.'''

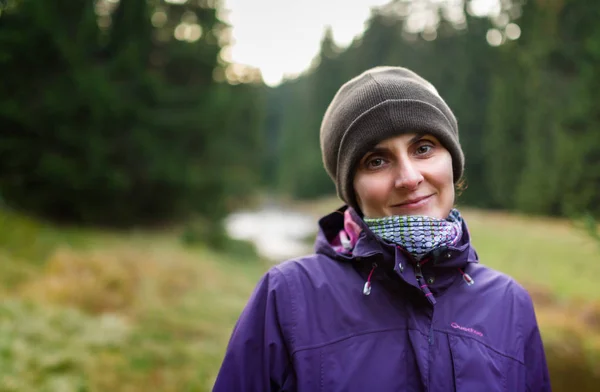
[221,0,502,86]
[222,0,391,86]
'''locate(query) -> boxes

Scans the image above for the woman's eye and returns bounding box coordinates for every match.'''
[367,157,386,168]
[416,144,433,155]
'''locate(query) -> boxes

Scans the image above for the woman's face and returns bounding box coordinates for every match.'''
[353,133,454,219]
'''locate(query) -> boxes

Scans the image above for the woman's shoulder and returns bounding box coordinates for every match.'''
[262,253,364,311]
[272,252,353,282]
[468,263,536,307]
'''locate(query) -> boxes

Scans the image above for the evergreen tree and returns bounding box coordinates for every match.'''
[0,0,265,226]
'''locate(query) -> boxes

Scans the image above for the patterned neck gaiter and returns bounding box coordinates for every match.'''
[364,209,463,260]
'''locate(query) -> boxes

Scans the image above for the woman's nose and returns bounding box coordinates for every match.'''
[394,160,424,190]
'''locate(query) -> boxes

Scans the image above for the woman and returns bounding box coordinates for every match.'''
[214,67,551,391]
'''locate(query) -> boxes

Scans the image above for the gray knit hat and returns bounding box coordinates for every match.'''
[320,66,464,213]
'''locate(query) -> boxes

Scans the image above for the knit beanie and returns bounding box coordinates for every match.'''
[320,66,464,213]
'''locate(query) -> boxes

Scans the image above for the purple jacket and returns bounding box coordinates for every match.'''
[214,208,551,391]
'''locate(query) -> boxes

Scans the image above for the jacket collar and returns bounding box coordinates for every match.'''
[314,205,479,272]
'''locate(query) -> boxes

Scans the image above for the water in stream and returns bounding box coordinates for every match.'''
[225,205,317,262]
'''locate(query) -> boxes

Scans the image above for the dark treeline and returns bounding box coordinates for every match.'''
[267,0,600,218]
[1,0,599,229]
[0,0,265,227]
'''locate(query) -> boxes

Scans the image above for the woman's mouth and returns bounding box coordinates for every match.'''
[391,194,434,210]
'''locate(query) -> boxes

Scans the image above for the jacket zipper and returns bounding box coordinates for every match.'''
[415,263,437,306]
[415,263,436,392]
[428,319,435,345]
[415,263,435,346]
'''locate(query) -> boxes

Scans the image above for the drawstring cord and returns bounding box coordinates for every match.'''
[363,263,377,295]
[362,255,475,297]
[458,268,474,286]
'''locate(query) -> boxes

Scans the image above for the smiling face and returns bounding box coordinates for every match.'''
[352,133,455,219]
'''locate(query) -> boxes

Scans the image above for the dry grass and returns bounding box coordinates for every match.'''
[461,207,600,301]
[0,209,269,391]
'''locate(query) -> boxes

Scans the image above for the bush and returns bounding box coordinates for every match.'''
[20,245,203,316]
[0,209,54,263]
[180,218,259,259]
[21,248,141,314]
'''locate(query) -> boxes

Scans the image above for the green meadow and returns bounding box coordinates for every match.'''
[1,201,599,391]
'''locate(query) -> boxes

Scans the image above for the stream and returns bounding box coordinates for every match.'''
[224,204,317,262]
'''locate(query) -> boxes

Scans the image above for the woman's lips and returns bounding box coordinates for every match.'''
[391,194,433,210]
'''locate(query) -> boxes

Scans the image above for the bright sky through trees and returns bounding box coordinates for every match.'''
[222,0,500,86]
[222,0,391,86]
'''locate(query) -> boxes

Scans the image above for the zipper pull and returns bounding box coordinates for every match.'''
[415,263,423,280]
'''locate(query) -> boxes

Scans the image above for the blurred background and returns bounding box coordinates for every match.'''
[1,0,599,390]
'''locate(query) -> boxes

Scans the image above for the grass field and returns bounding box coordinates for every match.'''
[1,201,599,391]
[0,209,268,391]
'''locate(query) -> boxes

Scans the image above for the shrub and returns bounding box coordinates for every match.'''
[0,209,55,263]
[21,248,141,314]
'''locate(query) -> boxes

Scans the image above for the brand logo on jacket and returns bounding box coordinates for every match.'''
[451,322,484,337]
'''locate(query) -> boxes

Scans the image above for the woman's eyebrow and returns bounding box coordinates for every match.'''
[365,146,389,155]
[409,133,427,144]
